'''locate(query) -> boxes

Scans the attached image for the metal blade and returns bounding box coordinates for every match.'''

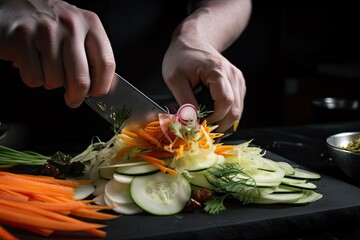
[85,73,166,132]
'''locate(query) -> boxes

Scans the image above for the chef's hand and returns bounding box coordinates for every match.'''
[0,0,115,108]
[162,35,246,133]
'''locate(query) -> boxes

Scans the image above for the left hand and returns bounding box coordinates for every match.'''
[162,34,246,133]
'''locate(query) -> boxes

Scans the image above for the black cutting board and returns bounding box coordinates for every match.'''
[9,151,360,240]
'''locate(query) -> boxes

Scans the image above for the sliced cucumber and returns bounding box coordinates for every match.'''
[188,170,216,190]
[292,190,323,204]
[99,167,115,180]
[93,193,106,205]
[256,157,278,172]
[234,168,285,187]
[276,161,295,175]
[104,194,143,215]
[287,168,321,180]
[281,177,317,190]
[88,161,102,183]
[274,184,303,193]
[115,163,159,176]
[252,191,305,204]
[74,183,95,200]
[105,179,133,204]
[92,179,108,196]
[187,152,220,172]
[130,172,191,215]
[113,173,134,184]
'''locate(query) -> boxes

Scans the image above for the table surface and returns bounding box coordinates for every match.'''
[2,121,360,240]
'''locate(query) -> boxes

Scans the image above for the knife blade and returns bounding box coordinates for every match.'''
[85,73,166,132]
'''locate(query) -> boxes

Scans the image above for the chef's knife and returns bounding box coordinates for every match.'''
[85,73,166,132]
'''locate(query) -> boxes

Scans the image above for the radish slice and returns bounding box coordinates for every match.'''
[177,103,198,126]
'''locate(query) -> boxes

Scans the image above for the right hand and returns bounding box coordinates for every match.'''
[0,0,115,108]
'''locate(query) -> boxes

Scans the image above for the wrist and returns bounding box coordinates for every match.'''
[172,9,213,49]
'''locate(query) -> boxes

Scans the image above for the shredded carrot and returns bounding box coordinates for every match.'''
[120,129,139,139]
[0,225,18,240]
[115,145,133,161]
[0,171,80,188]
[0,171,118,239]
[215,144,235,156]
[137,153,165,165]
[138,129,162,149]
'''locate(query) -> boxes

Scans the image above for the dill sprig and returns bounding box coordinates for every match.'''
[169,121,198,142]
[197,104,213,119]
[203,163,260,214]
[204,194,229,214]
[109,106,132,134]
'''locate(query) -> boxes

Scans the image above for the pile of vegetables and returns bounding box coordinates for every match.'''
[70,103,322,216]
[0,103,323,238]
[0,171,117,239]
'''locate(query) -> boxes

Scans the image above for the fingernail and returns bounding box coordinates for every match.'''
[233,120,239,132]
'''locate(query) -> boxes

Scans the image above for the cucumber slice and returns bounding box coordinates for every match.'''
[105,179,133,204]
[235,168,285,187]
[189,170,216,190]
[287,168,321,180]
[93,193,106,205]
[104,194,143,215]
[92,179,108,196]
[256,158,278,172]
[274,184,302,193]
[293,190,323,204]
[187,152,219,172]
[74,183,94,200]
[281,177,317,190]
[88,162,102,184]
[130,172,191,215]
[113,173,134,184]
[115,163,159,176]
[99,167,115,180]
[276,161,295,175]
[252,191,305,204]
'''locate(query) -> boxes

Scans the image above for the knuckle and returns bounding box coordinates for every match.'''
[100,58,116,73]
[43,81,63,90]
[228,108,242,121]
[222,94,235,106]
[84,11,101,24]
[206,59,226,75]
[72,76,90,91]
[11,22,34,38]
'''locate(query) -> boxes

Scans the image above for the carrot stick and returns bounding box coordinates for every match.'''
[70,208,118,220]
[151,162,178,175]
[0,171,80,188]
[0,225,18,240]
[121,129,139,139]
[0,170,118,238]
[0,175,74,196]
[0,189,29,201]
[115,145,133,161]
[137,153,165,165]
[138,129,162,149]
[0,205,106,231]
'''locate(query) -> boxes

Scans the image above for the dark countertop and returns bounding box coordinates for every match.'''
[2,121,360,240]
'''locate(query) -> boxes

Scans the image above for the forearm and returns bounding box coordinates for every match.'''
[175,0,252,52]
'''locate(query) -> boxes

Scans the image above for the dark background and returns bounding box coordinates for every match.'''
[1,3,360,143]
[226,5,360,128]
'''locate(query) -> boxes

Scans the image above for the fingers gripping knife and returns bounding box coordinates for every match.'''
[85,73,236,138]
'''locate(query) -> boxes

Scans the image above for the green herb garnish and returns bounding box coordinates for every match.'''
[203,163,260,214]
[109,106,132,134]
[197,104,213,119]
